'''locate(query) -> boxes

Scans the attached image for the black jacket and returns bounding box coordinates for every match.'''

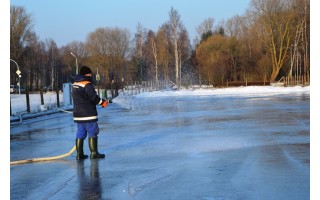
[72,74,103,122]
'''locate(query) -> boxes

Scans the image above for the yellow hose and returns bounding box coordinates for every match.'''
[10,145,76,165]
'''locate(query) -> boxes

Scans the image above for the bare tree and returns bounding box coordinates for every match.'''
[69,41,88,59]
[196,17,214,41]
[168,7,183,88]
[65,41,88,76]
[86,27,130,90]
[196,35,227,85]
[45,39,59,91]
[289,0,309,82]
[10,6,33,59]
[133,23,148,81]
[249,0,296,82]
[10,5,34,85]
[177,28,191,86]
[225,15,243,38]
[151,34,159,83]
[157,24,172,82]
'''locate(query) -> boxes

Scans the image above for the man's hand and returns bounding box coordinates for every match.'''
[101,99,108,108]
[108,99,113,103]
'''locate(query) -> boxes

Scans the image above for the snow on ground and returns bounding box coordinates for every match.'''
[135,85,310,98]
[10,92,65,115]
[10,85,310,115]
[113,85,310,110]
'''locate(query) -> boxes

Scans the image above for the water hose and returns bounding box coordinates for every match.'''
[10,99,114,165]
[10,145,76,165]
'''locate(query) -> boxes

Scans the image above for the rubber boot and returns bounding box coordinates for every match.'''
[76,138,88,160]
[89,137,105,159]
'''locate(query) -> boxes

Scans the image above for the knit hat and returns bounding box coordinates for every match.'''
[80,66,92,75]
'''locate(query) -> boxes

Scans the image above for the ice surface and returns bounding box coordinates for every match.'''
[10,86,310,199]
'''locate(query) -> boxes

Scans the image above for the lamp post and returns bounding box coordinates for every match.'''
[10,59,21,94]
[70,52,78,74]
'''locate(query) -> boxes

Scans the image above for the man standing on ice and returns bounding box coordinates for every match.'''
[72,65,108,160]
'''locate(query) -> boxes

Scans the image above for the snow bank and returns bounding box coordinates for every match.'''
[111,86,310,111]
[134,86,310,98]
[10,92,64,115]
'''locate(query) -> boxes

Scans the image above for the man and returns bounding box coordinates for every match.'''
[72,65,108,160]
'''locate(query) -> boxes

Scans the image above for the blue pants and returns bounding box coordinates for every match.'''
[76,122,99,139]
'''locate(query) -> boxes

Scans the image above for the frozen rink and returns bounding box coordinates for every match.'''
[10,86,310,199]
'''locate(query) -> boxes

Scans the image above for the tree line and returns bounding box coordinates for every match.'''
[10,0,309,93]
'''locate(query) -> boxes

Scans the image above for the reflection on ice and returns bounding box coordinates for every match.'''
[127,167,172,199]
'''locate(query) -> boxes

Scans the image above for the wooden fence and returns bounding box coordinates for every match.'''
[283,75,310,86]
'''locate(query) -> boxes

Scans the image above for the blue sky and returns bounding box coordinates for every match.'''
[10,0,251,47]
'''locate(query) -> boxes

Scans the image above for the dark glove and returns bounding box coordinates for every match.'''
[101,99,108,108]
[108,99,113,103]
